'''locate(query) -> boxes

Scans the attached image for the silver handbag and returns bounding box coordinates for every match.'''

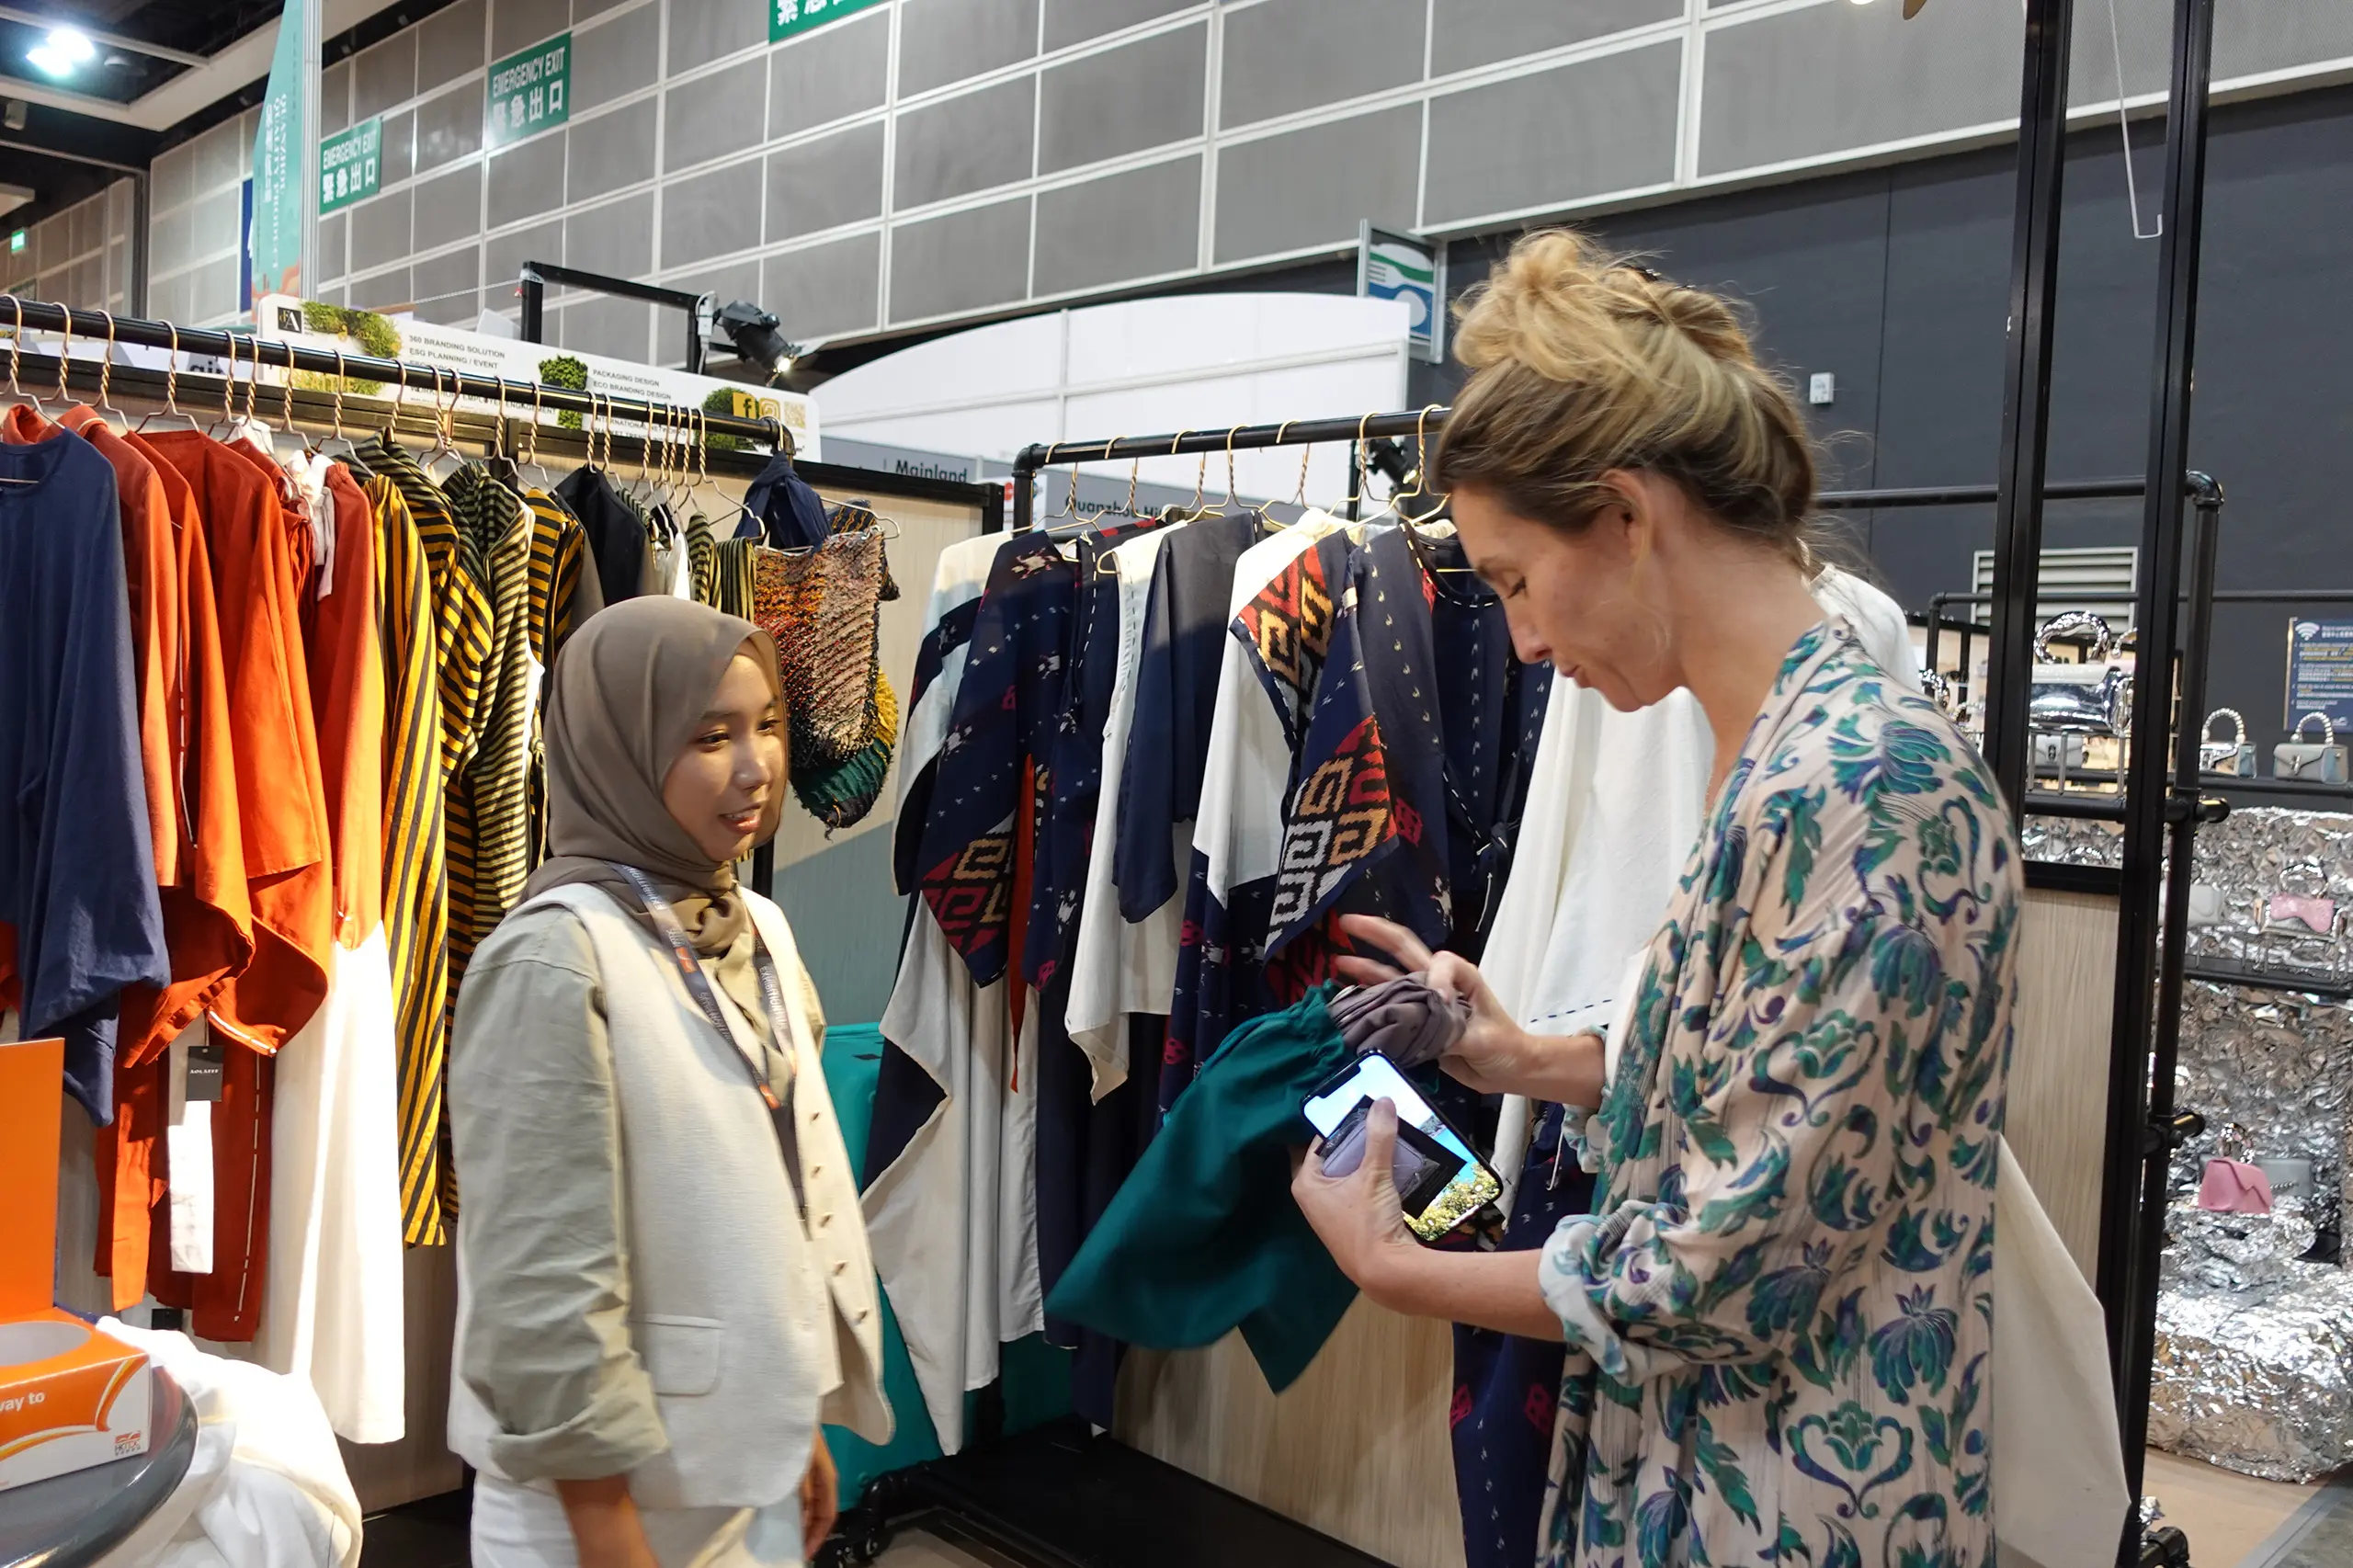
[2199,709,2256,777]
[2032,733,2089,773]
[2029,612,2129,736]
[2274,712,2348,783]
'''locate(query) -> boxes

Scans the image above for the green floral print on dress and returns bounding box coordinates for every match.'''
[1535,622,2018,1568]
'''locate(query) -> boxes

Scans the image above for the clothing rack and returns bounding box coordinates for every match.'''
[0,295,794,458]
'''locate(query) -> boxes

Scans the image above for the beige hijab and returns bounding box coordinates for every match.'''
[521,597,786,1035]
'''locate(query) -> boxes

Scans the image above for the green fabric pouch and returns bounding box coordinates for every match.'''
[1043,986,1358,1392]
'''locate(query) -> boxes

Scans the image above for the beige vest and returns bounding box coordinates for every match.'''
[449,885,890,1510]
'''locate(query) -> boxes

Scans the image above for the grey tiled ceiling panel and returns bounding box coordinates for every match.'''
[221,0,2353,348]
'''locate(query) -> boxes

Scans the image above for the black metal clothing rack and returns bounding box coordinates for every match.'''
[0,295,788,454]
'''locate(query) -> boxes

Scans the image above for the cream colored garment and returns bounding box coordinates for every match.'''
[1993,1137,2131,1568]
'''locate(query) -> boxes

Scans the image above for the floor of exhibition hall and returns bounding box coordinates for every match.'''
[349,1455,2349,1568]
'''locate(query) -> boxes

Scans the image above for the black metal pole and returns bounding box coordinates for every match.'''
[684,291,710,375]
[1010,456,1035,535]
[518,267,545,345]
[1983,0,2077,817]
[2099,0,2218,1540]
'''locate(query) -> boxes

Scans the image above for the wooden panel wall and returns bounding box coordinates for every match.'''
[1115,1299,1467,1568]
[2006,886,2122,1282]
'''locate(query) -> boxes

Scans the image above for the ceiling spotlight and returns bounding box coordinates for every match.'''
[712,299,803,382]
[28,26,96,78]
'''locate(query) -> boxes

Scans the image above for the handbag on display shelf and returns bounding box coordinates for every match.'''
[2199,708,2257,777]
[2187,882,2227,928]
[2198,1158,2276,1215]
[2258,892,2337,939]
[2029,611,2130,736]
[2273,712,2348,782]
[2031,733,2089,772]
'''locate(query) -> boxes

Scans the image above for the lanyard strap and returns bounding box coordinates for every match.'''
[611,862,791,1110]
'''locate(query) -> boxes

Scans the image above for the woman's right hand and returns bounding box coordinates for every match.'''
[1334,915,1527,1094]
[556,1476,662,1568]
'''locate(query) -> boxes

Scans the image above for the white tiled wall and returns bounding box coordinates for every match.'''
[7,179,139,316]
[148,109,263,327]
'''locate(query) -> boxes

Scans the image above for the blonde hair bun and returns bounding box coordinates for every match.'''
[1438,229,1820,568]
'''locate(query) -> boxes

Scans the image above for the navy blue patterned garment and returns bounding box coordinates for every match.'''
[892,590,985,896]
[1163,528,1352,1109]
[1114,514,1261,921]
[741,450,832,549]
[914,535,1074,987]
[1452,1103,1597,1568]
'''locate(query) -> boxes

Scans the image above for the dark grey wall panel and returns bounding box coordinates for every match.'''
[764,231,882,339]
[349,187,413,273]
[381,108,416,186]
[767,122,888,242]
[663,159,764,268]
[568,100,656,202]
[666,57,768,172]
[415,245,482,324]
[1219,0,1424,131]
[486,129,566,227]
[322,61,351,136]
[316,212,346,281]
[491,0,568,59]
[485,217,563,300]
[572,2,660,110]
[415,83,484,172]
[1432,0,1681,76]
[353,30,415,121]
[1698,0,2020,178]
[1425,41,1680,226]
[1035,155,1199,295]
[893,76,1038,210]
[1213,104,1418,263]
[890,196,1031,321]
[768,10,892,140]
[564,190,655,279]
[414,161,483,252]
[667,0,767,74]
[1044,0,1196,51]
[1040,21,1204,174]
[417,0,486,94]
[558,295,654,360]
[348,265,410,312]
[899,0,1040,97]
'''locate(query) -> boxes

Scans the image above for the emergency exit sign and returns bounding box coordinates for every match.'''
[771,0,886,44]
[486,32,570,150]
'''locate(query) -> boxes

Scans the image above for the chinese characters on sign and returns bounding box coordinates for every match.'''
[248,0,307,299]
[770,0,887,45]
[2286,619,2353,731]
[485,32,571,151]
[319,117,382,216]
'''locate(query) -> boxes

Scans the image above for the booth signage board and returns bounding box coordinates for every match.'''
[770,0,886,44]
[248,4,305,299]
[2286,619,2353,729]
[1358,222,1442,363]
[486,33,571,150]
[319,118,381,216]
[245,293,821,458]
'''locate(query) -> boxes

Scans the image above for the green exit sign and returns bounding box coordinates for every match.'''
[7,232,21,254]
[771,0,885,44]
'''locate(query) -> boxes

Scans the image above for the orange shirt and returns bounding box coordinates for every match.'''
[314,463,384,944]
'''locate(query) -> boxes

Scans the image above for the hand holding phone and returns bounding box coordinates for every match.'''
[1303,1051,1503,1241]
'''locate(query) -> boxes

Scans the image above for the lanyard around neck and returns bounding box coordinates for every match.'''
[609,862,791,1109]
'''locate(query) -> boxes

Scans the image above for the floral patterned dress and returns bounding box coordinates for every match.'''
[1536,623,2018,1568]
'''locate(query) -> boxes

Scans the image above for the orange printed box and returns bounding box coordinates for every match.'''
[0,1038,153,1491]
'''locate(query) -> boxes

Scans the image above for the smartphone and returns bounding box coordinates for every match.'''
[1303,1051,1505,1242]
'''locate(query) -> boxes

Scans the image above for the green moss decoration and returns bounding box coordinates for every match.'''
[293,300,399,396]
[539,353,589,430]
[701,386,745,451]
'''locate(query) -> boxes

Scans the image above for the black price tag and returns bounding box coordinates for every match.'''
[186,1038,225,1103]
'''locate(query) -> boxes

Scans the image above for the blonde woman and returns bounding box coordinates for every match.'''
[1294,233,2015,1567]
[449,598,891,1568]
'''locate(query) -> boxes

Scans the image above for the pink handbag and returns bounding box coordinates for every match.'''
[2262,893,2337,937]
[2198,1159,2275,1214]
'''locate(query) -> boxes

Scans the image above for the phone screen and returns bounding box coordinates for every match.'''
[1305,1053,1503,1240]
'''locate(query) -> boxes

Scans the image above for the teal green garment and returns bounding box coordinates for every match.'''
[1044,989,1357,1392]
[819,1024,1072,1504]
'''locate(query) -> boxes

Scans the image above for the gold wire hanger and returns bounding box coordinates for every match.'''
[33,301,74,416]
[205,330,242,437]
[309,348,358,460]
[91,312,130,429]
[424,367,465,474]
[521,380,555,488]
[138,324,202,435]
[4,297,25,407]
[276,340,300,439]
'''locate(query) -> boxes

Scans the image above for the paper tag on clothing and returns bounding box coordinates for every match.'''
[166,1023,216,1273]
[185,1036,224,1102]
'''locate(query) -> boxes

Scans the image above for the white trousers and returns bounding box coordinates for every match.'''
[469,1475,804,1568]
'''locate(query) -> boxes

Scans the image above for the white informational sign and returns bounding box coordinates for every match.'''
[1358,222,1443,364]
[242,294,821,459]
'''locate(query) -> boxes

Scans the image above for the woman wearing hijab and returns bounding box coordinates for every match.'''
[448,598,890,1568]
